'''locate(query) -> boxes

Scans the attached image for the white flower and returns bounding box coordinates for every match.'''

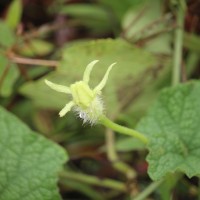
[45,60,116,124]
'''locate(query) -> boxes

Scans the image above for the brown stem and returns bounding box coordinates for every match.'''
[8,54,59,68]
[0,63,10,92]
[121,5,148,38]
[22,22,66,41]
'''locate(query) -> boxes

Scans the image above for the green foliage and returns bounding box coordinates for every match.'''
[58,3,111,34]
[17,39,54,57]
[60,179,104,200]
[137,81,200,180]
[0,20,19,97]
[0,55,19,97]
[183,33,200,53]
[59,4,107,21]
[5,0,22,29]
[99,0,144,20]
[0,0,200,199]
[20,39,158,116]
[0,106,67,200]
[122,0,172,54]
[0,21,16,48]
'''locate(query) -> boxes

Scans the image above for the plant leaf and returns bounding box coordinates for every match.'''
[122,0,172,54]
[16,39,54,57]
[0,21,16,48]
[137,81,200,180]
[0,55,19,97]
[5,0,22,29]
[0,106,68,200]
[59,4,108,21]
[183,33,200,53]
[20,39,159,116]
[58,4,111,34]
[99,0,144,20]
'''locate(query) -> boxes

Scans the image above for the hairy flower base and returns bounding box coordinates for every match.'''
[73,96,104,125]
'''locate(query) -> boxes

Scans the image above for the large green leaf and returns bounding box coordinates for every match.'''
[0,106,68,200]
[20,39,159,116]
[137,81,200,180]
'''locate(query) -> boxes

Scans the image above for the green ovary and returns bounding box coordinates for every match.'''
[70,81,95,109]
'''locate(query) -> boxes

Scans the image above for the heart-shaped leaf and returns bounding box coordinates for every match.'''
[0,106,68,200]
[137,81,200,180]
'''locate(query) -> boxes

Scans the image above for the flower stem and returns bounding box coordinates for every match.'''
[99,115,148,144]
[172,0,186,86]
[133,180,163,200]
[106,129,137,179]
[60,170,127,192]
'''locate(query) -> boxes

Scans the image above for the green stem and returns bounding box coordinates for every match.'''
[105,129,140,199]
[134,180,163,200]
[60,170,127,192]
[106,128,118,161]
[172,0,186,86]
[99,115,148,144]
[105,129,137,179]
[198,178,200,200]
